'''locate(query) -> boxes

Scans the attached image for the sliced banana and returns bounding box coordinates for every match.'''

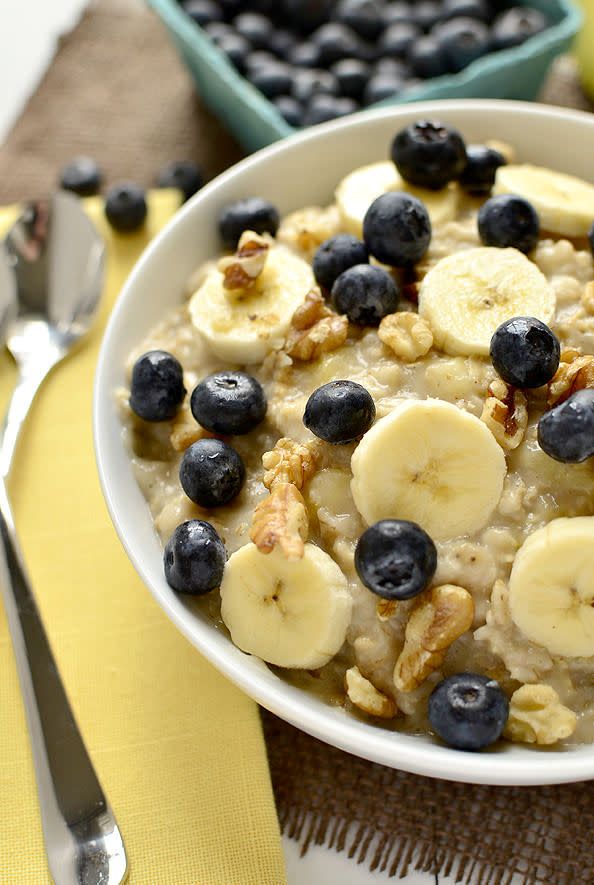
[351,398,506,541]
[494,164,594,237]
[335,161,459,238]
[418,246,555,356]
[220,542,352,669]
[509,517,594,657]
[189,243,314,364]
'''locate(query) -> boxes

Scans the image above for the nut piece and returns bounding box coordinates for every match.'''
[285,288,348,361]
[277,205,342,259]
[547,349,594,406]
[504,684,577,746]
[480,378,528,450]
[262,437,320,491]
[250,482,309,560]
[377,599,398,622]
[218,230,270,291]
[345,666,398,719]
[394,584,474,692]
[581,281,594,315]
[170,407,217,452]
[378,312,433,362]
[291,287,329,330]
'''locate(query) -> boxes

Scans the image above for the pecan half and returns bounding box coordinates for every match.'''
[285,288,348,361]
[345,666,398,719]
[394,584,474,692]
[480,378,528,450]
[378,311,433,362]
[547,349,594,406]
[250,482,308,560]
[262,437,321,491]
[218,230,270,291]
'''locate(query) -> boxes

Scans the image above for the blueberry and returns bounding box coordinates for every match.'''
[382,1,412,26]
[538,389,594,464]
[303,380,375,443]
[232,12,273,49]
[435,16,490,72]
[190,371,267,435]
[216,0,242,20]
[363,192,431,266]
[59,157,103,197]
[355,519,437,600]
[407,35,449,78]
[313,234,369,290]
[491,7,547,51]
[363,73,404,105]
[459,145,505,195]
[105,182,147,232]
[373,57,410,78]
[478,194,539,253]
[379,22,420,58]
[413,0,441,31]
[589,220,594,257]
[203,21,233,43]
[182,0,224,27]
[272,95,303,127]
[245,50,277,74]
[428,673,509,751]
[303,95,358,125]
[280,0,335,33]
[249,62,293,98]
[312,22,362,65]
[129,350,186,422]
[219,197,280,249]
[330,58,370,100]
[440,0,491,22]
[292,68,339,104]
[269,28,296,57]
[217,31,251,72]
[332,264,399,325]
[490,317,560,389]
[180,438,245,507]
[334,0,384,41]
[155,160,203,202]
[164,520,226,595]
[288,41,321,67]
[391,120,467,189]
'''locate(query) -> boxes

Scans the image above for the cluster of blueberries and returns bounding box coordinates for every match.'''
[178,0,549,126]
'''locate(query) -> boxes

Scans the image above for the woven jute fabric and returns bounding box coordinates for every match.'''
[2,2,593,882]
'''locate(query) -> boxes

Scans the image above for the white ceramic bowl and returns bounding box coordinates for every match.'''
[94,100,594,786]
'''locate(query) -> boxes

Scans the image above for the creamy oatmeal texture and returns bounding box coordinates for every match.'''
[122,140,594,748]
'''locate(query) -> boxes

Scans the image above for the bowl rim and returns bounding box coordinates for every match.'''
[94,99,594,786]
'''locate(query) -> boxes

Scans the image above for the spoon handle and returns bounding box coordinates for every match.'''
[0,375,128,885]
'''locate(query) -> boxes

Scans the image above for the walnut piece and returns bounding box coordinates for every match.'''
[217,230,270,291]
[581,281,594,315]
[547,348,594,406]
[277,205,342,259]
[480,378,528,450]
[504,684,577,746]
[377,599,398,621]
[170,407,217,452]
[250,482,309,560]
[345,666,398,719]
[394,584,474,692]
[378,312,433,362]
[285,288,348,361]
[262,437,320,491]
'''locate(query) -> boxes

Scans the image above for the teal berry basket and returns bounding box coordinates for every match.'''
[147,0,581,152]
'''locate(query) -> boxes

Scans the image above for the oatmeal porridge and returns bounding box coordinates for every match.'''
[121,120,594,751]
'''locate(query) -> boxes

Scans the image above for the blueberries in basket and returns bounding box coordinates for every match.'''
[164,520,226,595]
[313,234,369,290]
[490,316,560,389]
[363,73,404,105]
[245,50,277,75]
[379,22,420,59]
[312,22,362,65]
[303,380,376,443]
[407,35,448,79]
[180,438,245,507]
[269,28,296,57]
[156,160,203,202]
[478,194,539,253]
[391,120,467,189]
[59,156,103,197]
[330,58,370,100]
[491,7,548,51]
[249,62,293,98]
[105,183,147,233]
[303,94,358,125]
[382,1,413,27]
[129,350,186,422]
[413,0,441,31]
[216,31,251,72]
[182,0,224,27]
[363,192,431,266]
[292,68,338,104]
[459,145,506,195]
[334,0,385,41]
[373,56,410,78]
[440,0,490,23]
[280,0,336,33]
[428,673,509,751]
[203,21,233,44]
[289,41,321,68]
[272,95,303,127]
[232,12,273,50]
[588,220,594,257]
[332,264,399,325]
[436,16,490,73]
[354,519,437,600]
[216,0,242,21]
[538,390,594,464]
[190,371,267,435]
[219,197,280,249]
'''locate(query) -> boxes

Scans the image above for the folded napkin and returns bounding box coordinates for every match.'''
[0,192,286,885]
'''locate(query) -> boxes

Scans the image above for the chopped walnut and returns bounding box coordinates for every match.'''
[394,584,474,692]
[480,378,528,450]
[345,666,398,719]
[277,205,342,259]
[377,599,398,622]
[285,288,348,361]
[547,349,594,406]
[250,482,308,560]
[262,437,320,491]
[217,230,270,291]
[378,312,433,362]
[170,407,217,452]
[291,287,328,329]
[581,281,594,315]
[504,684,577,746]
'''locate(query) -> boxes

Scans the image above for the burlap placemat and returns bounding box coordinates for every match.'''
[2,2,593,882]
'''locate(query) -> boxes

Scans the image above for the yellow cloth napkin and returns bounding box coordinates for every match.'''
[0,192,286,885]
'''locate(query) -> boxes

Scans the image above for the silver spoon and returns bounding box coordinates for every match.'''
[1,192,128,885]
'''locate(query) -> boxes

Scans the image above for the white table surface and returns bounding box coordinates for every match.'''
[0,1,445,881]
